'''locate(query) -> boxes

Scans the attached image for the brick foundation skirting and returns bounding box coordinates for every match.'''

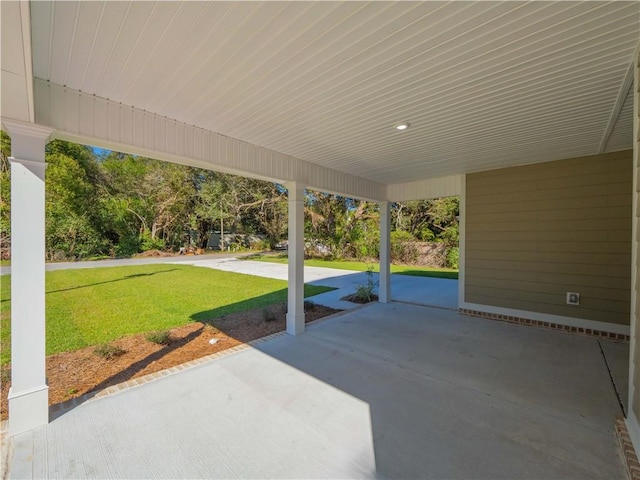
[616,418,640,480]
[459,308,630,341]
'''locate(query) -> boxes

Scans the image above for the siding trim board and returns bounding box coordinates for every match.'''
[459,303,630,338]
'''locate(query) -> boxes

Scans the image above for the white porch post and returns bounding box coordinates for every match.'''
[379,201,391,303]
[4,121,53,435]
[285,182,305,335]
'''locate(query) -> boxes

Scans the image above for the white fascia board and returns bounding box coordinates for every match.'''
[32,79,386,202]
[387,174,463,202]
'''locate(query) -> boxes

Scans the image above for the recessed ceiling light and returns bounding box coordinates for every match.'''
[395,122,410,131]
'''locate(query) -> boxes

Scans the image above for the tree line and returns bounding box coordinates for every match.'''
[0,132,459,267]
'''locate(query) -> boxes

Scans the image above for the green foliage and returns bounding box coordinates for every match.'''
[353,267,378,303]
[251,238,271,251]
[45,149,109,260]
[99,154,196,252]
[392,196,459,245]
[193,172,287,250]
[140,230,166,252]
[145,330,171,345]
[418,227,435,242]
[46,213,109,261]
[446,247,459,269]
[115,235,141,257]
[93,344,126,359]
[0,131,11,258]
[305,191,379,260]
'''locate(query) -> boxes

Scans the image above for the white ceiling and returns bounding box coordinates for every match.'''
[28,1,640,185]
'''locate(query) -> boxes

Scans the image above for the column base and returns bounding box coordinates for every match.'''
[378,284,391,303]
[286,312,306,335]
[8,385,49,436]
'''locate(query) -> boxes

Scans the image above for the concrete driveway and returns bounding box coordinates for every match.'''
[1,255,459,310]
[170,257,459,310]
[9,303,627,479]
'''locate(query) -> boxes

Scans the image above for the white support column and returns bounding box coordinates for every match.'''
[285,182,305,335]
[3,121,53,435]
[379,201,391,303]
[458,175,466,309]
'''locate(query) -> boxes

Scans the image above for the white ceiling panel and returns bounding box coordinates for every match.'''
[29,1,640,185]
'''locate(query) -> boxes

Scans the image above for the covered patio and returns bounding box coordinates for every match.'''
[2,1,640,477]
[9,302,628,479]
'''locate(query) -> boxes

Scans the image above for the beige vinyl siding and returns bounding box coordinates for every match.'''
[466,150,632,326]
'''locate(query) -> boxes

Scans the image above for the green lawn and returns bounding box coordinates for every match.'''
[248,254,459,279]
[0,264,332,365]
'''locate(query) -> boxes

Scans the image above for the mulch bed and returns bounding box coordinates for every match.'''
[0,302,340,421]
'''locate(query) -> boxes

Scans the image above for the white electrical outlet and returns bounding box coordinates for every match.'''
[566,292,580,305]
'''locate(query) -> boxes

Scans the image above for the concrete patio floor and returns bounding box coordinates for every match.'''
[8,303,628,479]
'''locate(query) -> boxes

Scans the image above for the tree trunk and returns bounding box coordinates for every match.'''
[220,216,224,251]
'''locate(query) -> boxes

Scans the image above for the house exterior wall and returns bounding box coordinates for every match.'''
[465,150,632,327]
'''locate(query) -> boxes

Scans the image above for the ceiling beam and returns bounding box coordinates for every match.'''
[32,79,386,201]
[599,62,634,154]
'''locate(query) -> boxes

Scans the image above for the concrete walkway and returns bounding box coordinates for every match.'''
[0,252,253,276]
[9,303,628,479]
[170,257,459,310]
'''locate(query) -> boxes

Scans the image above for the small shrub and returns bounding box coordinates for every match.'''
[250,239,270,251]
[263,307,277,322]
[353,266,378,303]
[229,240,249,252]
[140,231,166,252]
[145,330,171,345]
[446,246,459,269]
[115,235,140,257]
[94,343,126,360]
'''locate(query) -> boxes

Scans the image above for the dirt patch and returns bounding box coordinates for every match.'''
[0,302,340,421]
[133,249,176,258]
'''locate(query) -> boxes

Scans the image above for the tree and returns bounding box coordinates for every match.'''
[392,197,459,245]
[99,154,197,254]
[194,173,288,250]
[193,171,236,249]
[304,192,379,260]
[249,181,287,249]
[45,142,108,260]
